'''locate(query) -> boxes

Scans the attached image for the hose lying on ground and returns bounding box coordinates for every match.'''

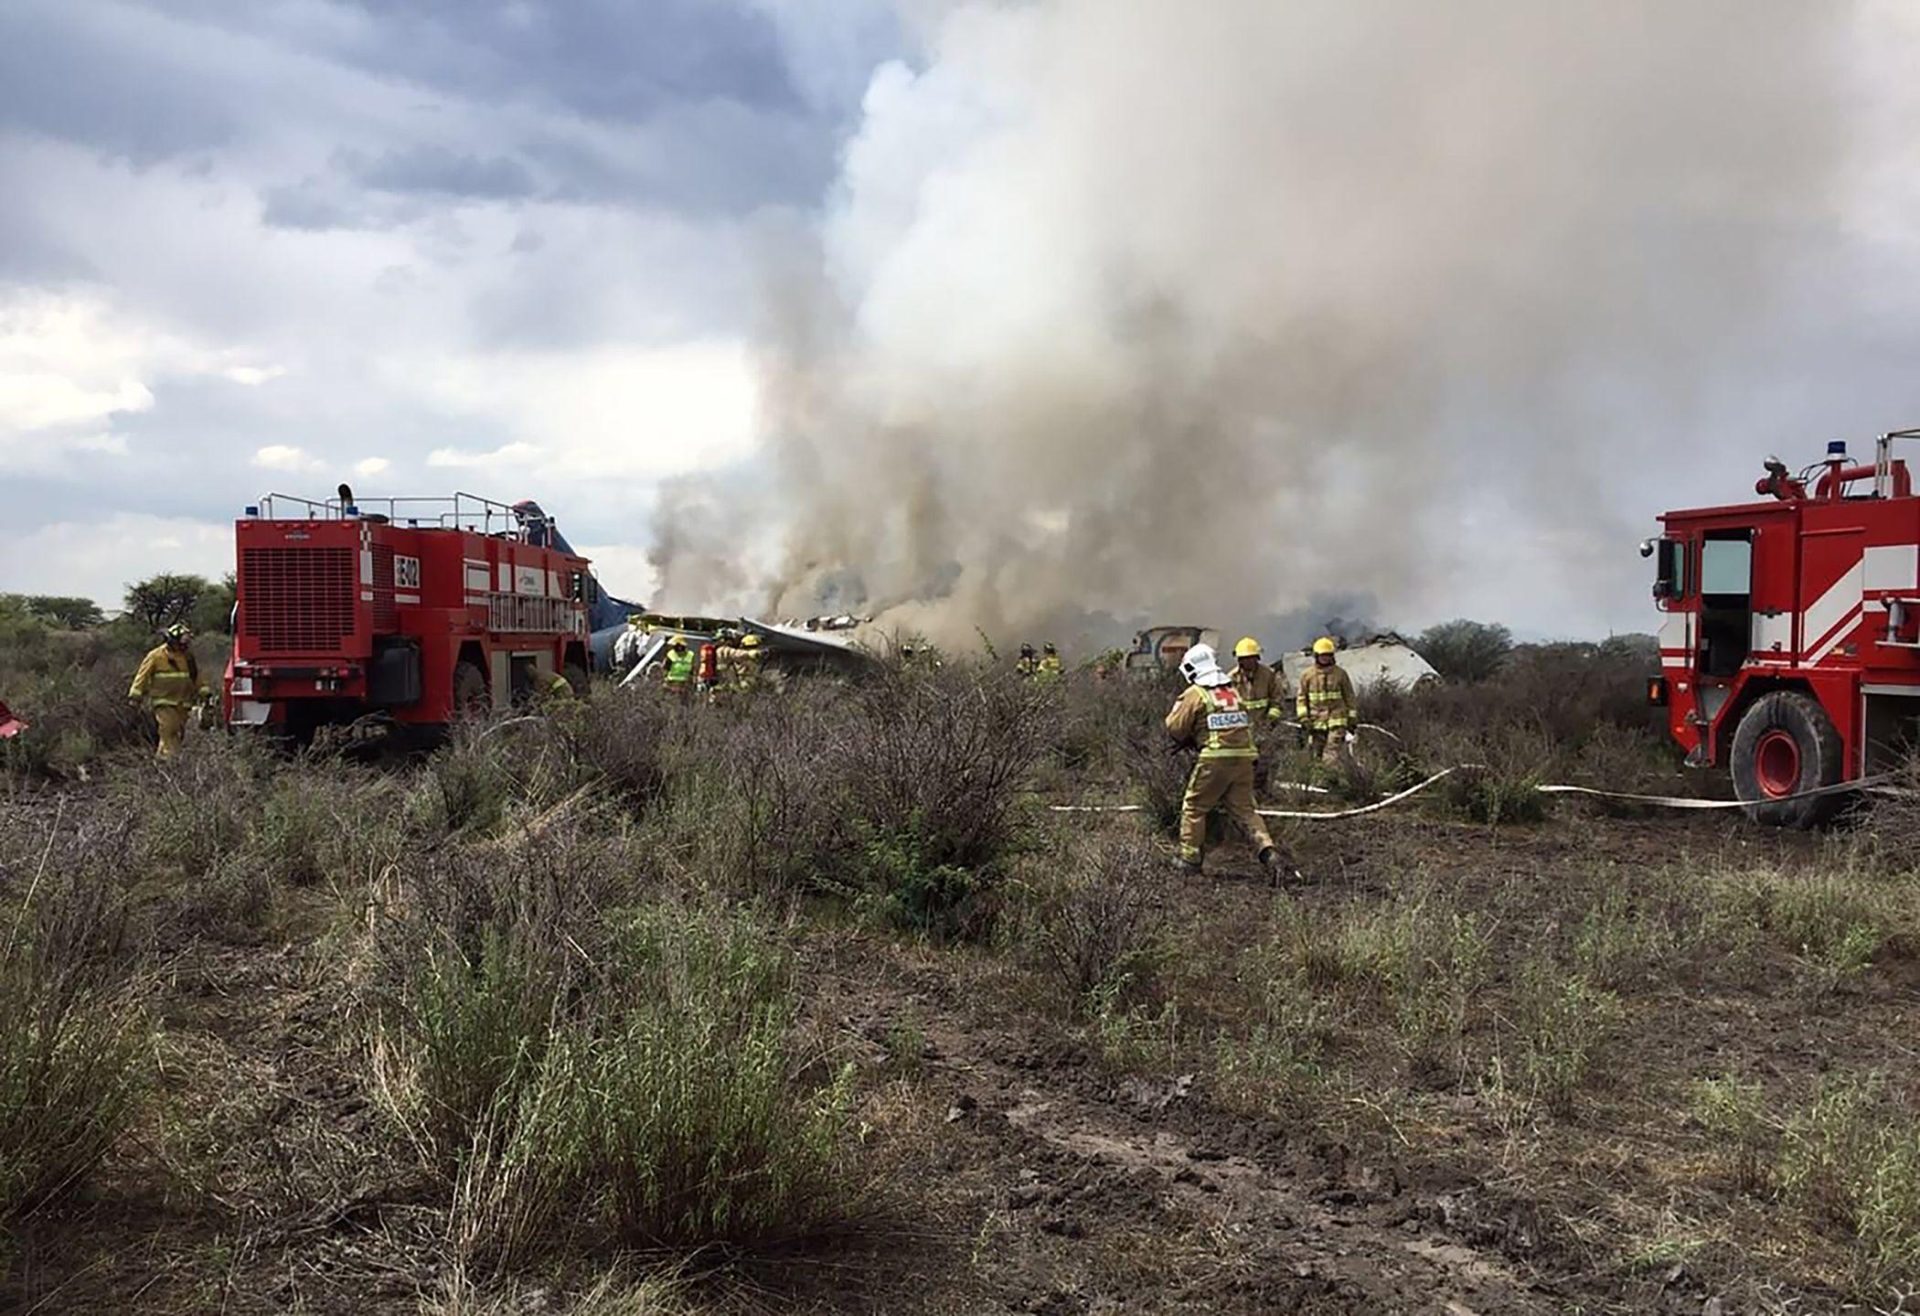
[1048,769,1898,821]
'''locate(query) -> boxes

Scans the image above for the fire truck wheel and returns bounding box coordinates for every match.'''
[1729,690,1844,828]
[452,660,490,720]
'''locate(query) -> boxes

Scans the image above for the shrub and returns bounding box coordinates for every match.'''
[1417,619,1513,683]
[1025,830,1169,1013]
[366,824,627,1168]
[365,839,860,1261]
[116,734,275,877]
[1111,674,1191,837]
[0,817,152,1223]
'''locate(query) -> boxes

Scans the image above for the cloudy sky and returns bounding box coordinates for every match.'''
[6,2,1920,640]
[0,0,902,607]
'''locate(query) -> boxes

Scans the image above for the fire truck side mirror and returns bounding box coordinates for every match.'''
[1639,538,1658,559]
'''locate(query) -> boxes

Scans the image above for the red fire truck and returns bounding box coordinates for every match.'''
[1649,430,1920,825]
[224,490,594,742]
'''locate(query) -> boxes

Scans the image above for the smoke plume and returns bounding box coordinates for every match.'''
[652,0,1898,646]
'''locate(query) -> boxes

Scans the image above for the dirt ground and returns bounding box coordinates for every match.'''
[5,802,1913,1316]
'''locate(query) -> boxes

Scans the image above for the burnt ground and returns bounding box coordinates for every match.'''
[6,805,1916,1315]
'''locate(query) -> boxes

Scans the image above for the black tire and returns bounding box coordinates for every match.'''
[1729,690,1844,828]
[562,660,589,696]
[452,660,490,721]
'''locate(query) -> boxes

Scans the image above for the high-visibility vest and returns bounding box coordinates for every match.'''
[1197,686,1258,760]
[664,648,695,685]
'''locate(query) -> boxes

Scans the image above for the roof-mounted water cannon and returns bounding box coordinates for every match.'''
[1755,456,1807,502]
[1754,437,1914,503]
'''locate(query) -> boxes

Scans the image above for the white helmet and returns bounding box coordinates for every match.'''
[1179,642,1229,688]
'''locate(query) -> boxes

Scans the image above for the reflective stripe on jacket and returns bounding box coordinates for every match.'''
[1230,662,1286,721]
[130,644,207,708]
[715,646,763,691]
[1296,665,1356,730]
[1164,684,1259,760]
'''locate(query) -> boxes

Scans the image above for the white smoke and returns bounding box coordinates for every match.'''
[653,0,1916,645]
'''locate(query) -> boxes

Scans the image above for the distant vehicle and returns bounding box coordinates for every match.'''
[223,489,593,744]
[1124,625,1218,675]
[1648,430,1920,825]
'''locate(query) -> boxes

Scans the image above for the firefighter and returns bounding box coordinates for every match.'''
[661,635,696,699]
[1015,643,1039,679]
[1230,637,1287,794]
[1036,642,1065,683]
[1297,636,1358,770]
[714,631,765,696]
[539,667,575,706]
[1164,642,1285,879]
[129,622,210,758]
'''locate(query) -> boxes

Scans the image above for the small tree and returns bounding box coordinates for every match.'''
[124,573,210,632]
[21,595,105,629]
[191,573,238,635]
[1417,619,1514,684]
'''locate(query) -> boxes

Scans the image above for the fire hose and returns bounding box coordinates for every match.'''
[1048,767,1901,821]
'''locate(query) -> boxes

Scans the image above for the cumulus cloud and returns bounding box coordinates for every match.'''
[0,0,889,605]
[426,441,542,469]
[252,444,321,472]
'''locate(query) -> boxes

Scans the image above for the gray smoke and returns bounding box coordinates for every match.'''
[652,0,1896,646]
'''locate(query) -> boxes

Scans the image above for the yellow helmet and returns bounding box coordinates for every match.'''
[1312,636,1338,656]
[1233,636,1262,659]
[741,633,763,649]
[668,634,686,648]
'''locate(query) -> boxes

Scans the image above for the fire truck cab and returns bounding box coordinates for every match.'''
[1650,431,1920,825]
[225,491,595,743]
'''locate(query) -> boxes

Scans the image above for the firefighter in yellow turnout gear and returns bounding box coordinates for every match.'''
[714,632,765,697]
[129,622,210,758]
[1036,643,1064,684]
[1230,637,1287,794]
[1164,643,1284,879]
[1297,636,1358,769]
